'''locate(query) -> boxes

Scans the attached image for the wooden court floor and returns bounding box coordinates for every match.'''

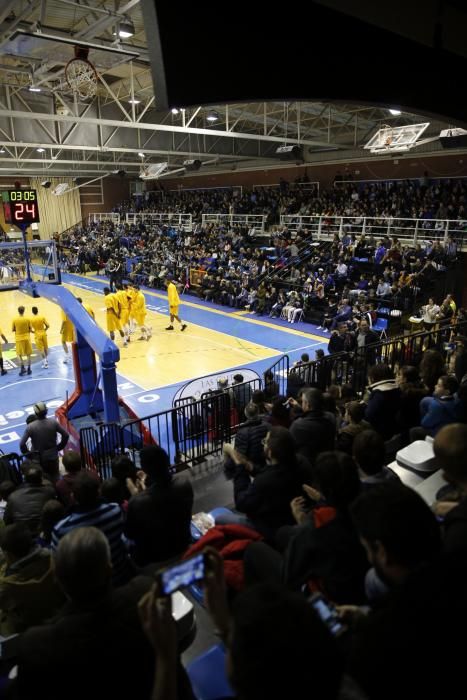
[0,283,281,390]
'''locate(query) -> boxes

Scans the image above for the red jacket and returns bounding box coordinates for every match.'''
[184,524,263,591]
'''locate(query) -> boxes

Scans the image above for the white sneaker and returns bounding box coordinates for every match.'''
[44,361,48,368]
[123,340,128,347]
[63,357,68,364]
[317,326,323,330]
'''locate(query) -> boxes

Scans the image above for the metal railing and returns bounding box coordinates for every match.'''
[88,212,121,225]
[290,319,467,395]
[279,214,467,246]
[79,378,262,476]
[265,355,290,398]
[201,213,266,232]
[124,212,193,231]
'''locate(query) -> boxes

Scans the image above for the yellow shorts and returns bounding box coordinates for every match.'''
[120,309,130,326]
[106,313,122,332]
[61,328,74,343]
[169,305,179,316]
[16,339,32,357]
[134,312,146,326]
[35,333,48,353]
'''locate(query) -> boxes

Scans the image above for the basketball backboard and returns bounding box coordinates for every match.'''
[364,122,430,153]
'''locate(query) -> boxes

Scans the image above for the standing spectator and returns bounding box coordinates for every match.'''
[55,450,98,508]
[125,446,193,566]
[231,374,252,418]
[421,297,440,330]
[19,402,69,480]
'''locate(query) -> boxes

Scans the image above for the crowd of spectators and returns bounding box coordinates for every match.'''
[58,178,462,332]
[1,336,467,698]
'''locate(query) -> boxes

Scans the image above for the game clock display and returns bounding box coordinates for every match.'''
[2,189,40,225]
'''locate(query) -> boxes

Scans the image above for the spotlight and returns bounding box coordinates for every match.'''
[114,16,135,38]
[128,99,141,104]
[171,108,179,115]
[0,147,5,154]
[36,147,45,153]
[41,180,52,188]
[29,85,41,92]
[138,152,145,158]
[206,111,219,122]
[389,109,401,115]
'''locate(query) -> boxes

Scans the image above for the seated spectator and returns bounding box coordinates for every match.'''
[101,477,128,511]
[352,429,400,487]
[419,349,445,393]
[289,388,335,465]
[433,423,467,551]
[395,365,428,438]
[420,374,462,436]
[263,370,280,401]
[140,552,345,700]
[36,500,66,548]
[55,450,99,508]
[12,527,193,700]
[268,396,292,428]
[52,471,132,586]
[125,446,193,567]
[336,401,370,454]
[0,481,17,520]
[111,454,139,500]
[365,364,401,440]
[4,464,56,534]
[222,426,306,539]
[346,483,448,700]
[245,451,367,603]
[0,523,64,635]
[229,402,269,470]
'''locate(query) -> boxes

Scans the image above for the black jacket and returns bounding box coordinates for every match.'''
[365,379,402,440]
[234,417,269,466]
[233,461,302,538]
[13,576,195,700]
[4,484,56,533]
[289,410,335,465]
[125,476,194,566]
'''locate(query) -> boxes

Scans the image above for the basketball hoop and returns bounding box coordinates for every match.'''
[65,46,98,99]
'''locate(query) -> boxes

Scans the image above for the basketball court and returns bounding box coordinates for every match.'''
[0,258,327,453]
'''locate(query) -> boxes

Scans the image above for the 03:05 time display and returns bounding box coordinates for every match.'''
[10,190,36,201]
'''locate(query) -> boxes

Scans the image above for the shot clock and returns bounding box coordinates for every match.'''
[2,189,40,225]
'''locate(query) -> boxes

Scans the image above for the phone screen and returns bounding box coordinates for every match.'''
[159,554,205,596]
[310,595,346,636]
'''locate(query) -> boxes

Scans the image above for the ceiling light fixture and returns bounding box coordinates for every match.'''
[389,109,401,115]
[0,147,5,154]
[129,98,141,104]
[29,85,41,92]
[114,16,135,38]
[171,108,179,115]
[138,152,145,158]
[206,110,219,122]
[36,147,45,153]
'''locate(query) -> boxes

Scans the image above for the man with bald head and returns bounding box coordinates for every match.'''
[433,423,467,554]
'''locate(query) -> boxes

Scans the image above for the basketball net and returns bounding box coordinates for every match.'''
[65,46,98,99]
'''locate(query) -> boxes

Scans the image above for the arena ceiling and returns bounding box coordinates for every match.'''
[0,0,465,179]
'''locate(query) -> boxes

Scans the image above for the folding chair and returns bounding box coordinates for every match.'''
[373,317,388,340]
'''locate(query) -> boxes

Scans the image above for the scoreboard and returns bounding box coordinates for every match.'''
[2,189,40,225]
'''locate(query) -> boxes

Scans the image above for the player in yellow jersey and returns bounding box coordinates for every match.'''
[0,325,9,376]
[131,285,151,341]
[127,284,137,335]
[103,287,127,346]
[77,297,96,320]
[60,309,74,364]
[165,276,187,331]
[31,306,50,369]
[116,283,131,344]
[12,306,32,376]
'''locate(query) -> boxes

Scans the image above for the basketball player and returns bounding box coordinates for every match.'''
[60,310,74,364]
[0,325,8,376]
[165,276,187,331]
[12,306,32,376]
[30,306,50,368]
[115,284,131,344]
[103,287,127,346]
[76,297,96,320]
[131,285,151,340]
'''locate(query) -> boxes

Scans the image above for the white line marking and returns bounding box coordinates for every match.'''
[0,377,75,391]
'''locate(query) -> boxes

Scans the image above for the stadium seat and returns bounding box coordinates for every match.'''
[373,317,388,339]
[187,644,234,700]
